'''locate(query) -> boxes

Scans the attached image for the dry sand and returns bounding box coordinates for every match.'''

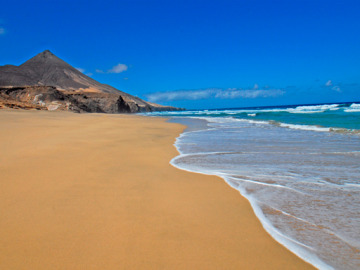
[0,110,314,269]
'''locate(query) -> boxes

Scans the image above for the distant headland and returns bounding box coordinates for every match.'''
[0,50,182,113]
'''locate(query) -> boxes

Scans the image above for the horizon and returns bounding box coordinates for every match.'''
[1,0,359,109]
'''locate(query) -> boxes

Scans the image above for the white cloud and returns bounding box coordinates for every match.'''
[76,67,85,73]
[146,88,285,102]
[325,80,341,92]
[332,86,341,92]
[108,63,128,73]
[215,89,284,99]
[325,80,332,86]
[147,89,213,102]
[0,27,5,35]
[76,68,92,76]
[96,63,128,74]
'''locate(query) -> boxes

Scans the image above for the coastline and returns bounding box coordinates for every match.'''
[0,110,314,269]
[168,117,332,270]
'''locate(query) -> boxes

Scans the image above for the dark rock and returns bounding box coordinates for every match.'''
[0,50,184,113]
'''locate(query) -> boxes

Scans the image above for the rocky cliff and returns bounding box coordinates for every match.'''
[0,50,182,113]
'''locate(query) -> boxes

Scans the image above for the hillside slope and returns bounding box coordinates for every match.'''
[0,50,181,113]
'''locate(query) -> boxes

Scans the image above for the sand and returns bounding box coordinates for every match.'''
[0,109,314,269]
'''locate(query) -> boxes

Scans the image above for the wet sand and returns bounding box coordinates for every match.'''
[0,110,314,269]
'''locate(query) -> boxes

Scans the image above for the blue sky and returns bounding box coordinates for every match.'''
[0,0,359,109]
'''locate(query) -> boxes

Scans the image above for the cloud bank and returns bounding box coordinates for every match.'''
[146,88,285,102]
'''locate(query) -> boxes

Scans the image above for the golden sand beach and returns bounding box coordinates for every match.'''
[0,110,314,269]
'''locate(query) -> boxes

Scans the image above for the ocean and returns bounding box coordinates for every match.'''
[143,102,360,270]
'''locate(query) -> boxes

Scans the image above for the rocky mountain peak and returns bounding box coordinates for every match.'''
[38,50,54,57]
[20,50,68,69]
[0,50,183,113]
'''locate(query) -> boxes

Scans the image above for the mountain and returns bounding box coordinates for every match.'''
[0,50,181,113]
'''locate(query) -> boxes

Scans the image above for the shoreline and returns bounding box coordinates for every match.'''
[169,116,329,269]
[0,109,314,269]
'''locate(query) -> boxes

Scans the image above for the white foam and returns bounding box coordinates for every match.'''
[350,103,360,108]
[182,115,344,135]
[344,183,360,188]
[226,177,333,269]
[279,123,330,132]
[173,114,351,136]
[344,104,360,113]
[143,103,347,118]
[345,109,360,112]
[229,176,306,195]
[289,110,325,114]
[288,104,339,114]
[264,204,320,228]
[201,116,270,126]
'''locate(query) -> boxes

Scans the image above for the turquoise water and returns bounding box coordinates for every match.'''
[143,102,360,270]
[148,102,360,132]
